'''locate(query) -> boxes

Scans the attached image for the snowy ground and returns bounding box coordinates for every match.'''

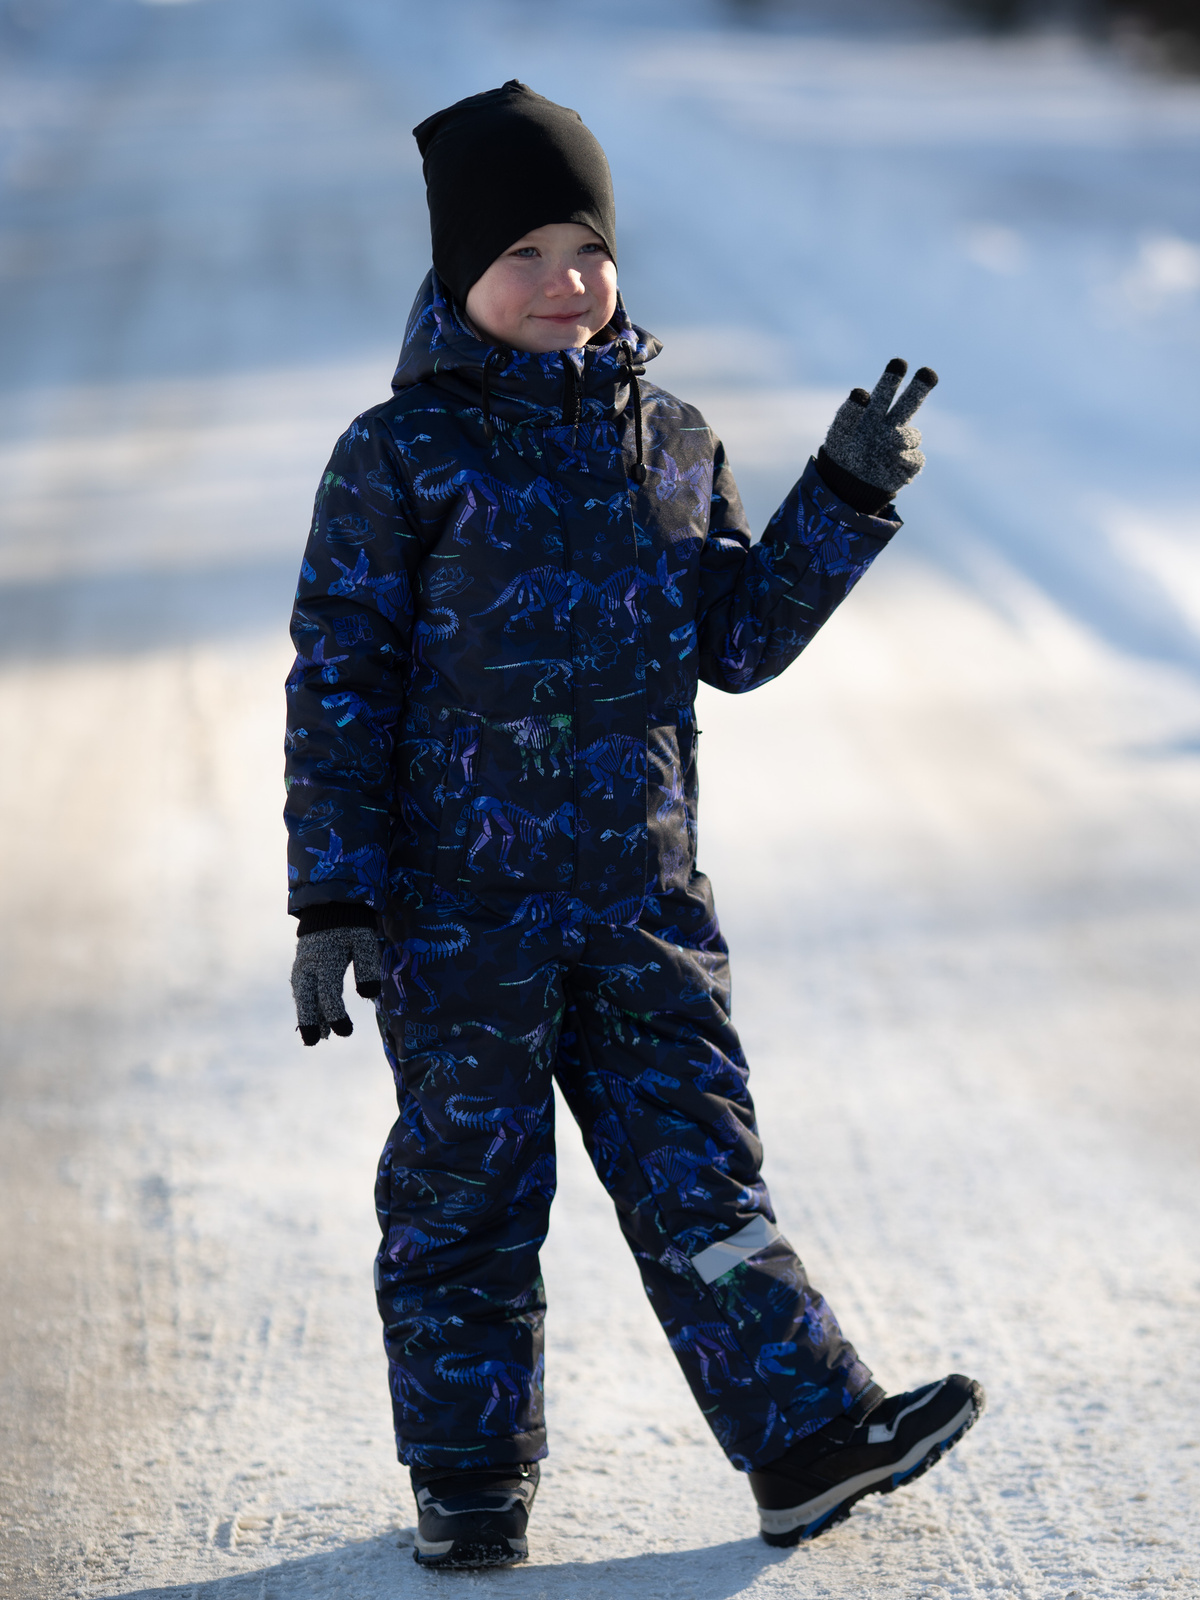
[2,1,1200,1596]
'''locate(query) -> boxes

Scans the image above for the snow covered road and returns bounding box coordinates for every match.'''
[2,2,1199,1596]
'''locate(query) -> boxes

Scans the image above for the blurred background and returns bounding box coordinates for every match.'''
[1,2,1198,1597]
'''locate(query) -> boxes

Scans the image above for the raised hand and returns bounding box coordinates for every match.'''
[819,358,938,508]
[291,925,382,1046]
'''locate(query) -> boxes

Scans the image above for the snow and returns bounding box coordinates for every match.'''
[1,2,1199,1596]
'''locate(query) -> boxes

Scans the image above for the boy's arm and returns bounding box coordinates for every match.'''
[284,412,425,924]
[696,358,934,693]
[695,443,900,694]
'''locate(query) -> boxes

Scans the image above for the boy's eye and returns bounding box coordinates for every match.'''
[579,243,607,256]
[511,247,540,259]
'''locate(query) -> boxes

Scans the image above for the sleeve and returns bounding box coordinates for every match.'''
[696,446,901,694]
[284,411,426,916]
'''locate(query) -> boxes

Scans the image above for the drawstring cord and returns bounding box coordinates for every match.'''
[621,343,647,485]
[480,345,507,450]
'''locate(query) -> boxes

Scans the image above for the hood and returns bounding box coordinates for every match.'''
[390,269,662,432]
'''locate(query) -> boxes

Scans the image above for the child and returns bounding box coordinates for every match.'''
[285,81,984,1569]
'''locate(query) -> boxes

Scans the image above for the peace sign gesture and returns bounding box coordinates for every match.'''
[817,359,938,516]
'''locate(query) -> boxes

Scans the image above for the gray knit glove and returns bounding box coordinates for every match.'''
[291,927,382,1046]
[818,358,938,511]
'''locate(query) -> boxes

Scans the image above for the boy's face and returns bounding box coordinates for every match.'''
[464,223,618,352]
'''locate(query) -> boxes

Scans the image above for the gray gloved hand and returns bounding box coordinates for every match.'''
[291,926,382,1046]
[819,358,938,505]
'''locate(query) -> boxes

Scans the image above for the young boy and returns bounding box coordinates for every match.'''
[285,81,984,1569]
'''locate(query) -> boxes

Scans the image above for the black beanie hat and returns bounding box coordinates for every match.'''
[413,80,617,311]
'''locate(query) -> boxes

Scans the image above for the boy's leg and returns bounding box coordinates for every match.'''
[555,874,878,1472]
[374,901,567,1472]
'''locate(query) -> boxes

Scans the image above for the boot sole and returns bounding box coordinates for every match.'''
[759,1380,986,1546]
[413,1535,528,1568]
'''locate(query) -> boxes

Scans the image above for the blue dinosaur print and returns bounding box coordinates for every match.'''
[306,830,388,901]
[384,921,471,1012]
[583,488,631,525]
[285,634,347,693]
[643,1140,731,1202]
[441,1184,493,1219]
[575,551,684,628]
[497,713,573,779]
[389,1362,450,1425]
[320,691,395,749]
[333,612,374,646]
[444,1093,551,1174]
[647,449,713,514]
[577,957,662,1000]
[459,796,578,875]
[288,270,897,1474]
[385,1217,470,1263]
[472,566,577,631]
[587,1110,627,1184]
[425,564,474,602]
[668,1323,755,1394]
[654,759,686,820]
[483,655,574,703]
[512,1154,557,1207]
[600,823,645,857]
[412,606,458,682]
[495,892,596,944]
[372,882,874,1473]
[328,550,413,623]
[578,734,646,799]
[433,1353,545,1437]
[413,464,572,550]
[383,433,432,468]
[395,734,447,781]
[544,424,609,475]
[408,1048,478,1089]
[387,1310,466,1355]
[295,799,342,836]
[754,1342,798,1379]
[326,513,374,547]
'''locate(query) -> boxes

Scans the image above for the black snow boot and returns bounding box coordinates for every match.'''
[748,1374,986,1545]
[410,1461,539,1568]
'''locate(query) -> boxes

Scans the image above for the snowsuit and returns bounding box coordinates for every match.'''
[284,272,900,1472]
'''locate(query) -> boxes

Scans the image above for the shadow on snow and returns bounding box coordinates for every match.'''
[99,1531,798,1599]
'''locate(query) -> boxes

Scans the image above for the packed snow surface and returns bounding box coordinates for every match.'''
[2,2,1199,1597]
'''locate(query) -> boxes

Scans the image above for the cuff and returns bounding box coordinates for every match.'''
[815,448,895,518]
[295,902,378,937]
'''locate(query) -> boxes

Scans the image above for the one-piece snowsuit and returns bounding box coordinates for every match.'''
[284,271,900,1473]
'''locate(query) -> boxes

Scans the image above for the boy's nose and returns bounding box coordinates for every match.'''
[547,269,587,298]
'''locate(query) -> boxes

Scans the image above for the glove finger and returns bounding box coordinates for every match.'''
[834,389,871,425]
[291,964,323,1030]
[315,951,350,1026]
[350,928,382,999]
[888,366,938,425]
[893,446,926,483]
[866,358,908,415]
[823,389,871,456]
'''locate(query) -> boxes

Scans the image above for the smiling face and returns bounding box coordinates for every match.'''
[463,222,618,353]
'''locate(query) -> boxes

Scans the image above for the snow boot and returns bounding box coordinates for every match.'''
[410,1461,539,1568]
[748,1374,986,1545]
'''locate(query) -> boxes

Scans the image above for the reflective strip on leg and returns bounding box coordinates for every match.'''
[689,1215,781,1285]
